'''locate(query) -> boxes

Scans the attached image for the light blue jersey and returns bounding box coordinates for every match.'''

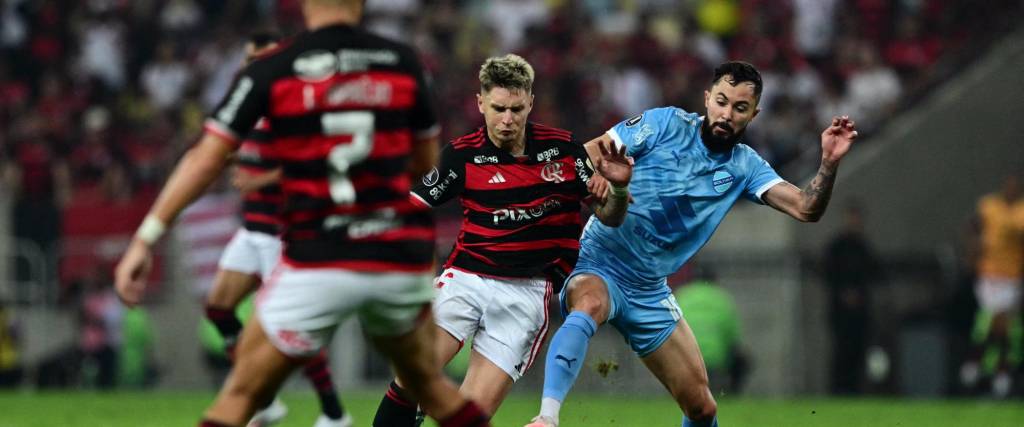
[582,107,783,288]
[546,106,776,420]
[563,106,784,355]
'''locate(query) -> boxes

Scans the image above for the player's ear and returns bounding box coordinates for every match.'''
[752,106,761,120]
[477,93,485,114]
[703,90,711,108]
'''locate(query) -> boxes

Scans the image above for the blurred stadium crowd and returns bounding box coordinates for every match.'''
[1,0,1022,392]
[3,0,1022,222]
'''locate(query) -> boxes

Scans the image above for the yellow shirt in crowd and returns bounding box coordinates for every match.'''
[977,194,1024,279]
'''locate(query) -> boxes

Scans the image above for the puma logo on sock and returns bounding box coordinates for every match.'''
[556,354,577,369]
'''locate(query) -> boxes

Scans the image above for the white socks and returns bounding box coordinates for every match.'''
[540,397,562,424]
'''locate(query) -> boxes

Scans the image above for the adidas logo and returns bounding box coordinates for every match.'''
[488,171,507,184]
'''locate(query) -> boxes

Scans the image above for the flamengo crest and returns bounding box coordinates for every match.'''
[541,162,565,183]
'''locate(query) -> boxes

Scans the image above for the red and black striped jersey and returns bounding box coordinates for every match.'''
[411,123,597,279]
[205,24,439,273]
[236,119,283,235]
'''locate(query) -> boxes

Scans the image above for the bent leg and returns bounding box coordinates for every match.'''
[202,314,302,425]
[205,269,261,358]
[537,274,611,422]
[373,308,489,426]
[641,318,717,426]
[374,328,464,426]
[463,273,549,415]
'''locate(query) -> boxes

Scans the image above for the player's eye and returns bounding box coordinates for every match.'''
[511,107,523,113]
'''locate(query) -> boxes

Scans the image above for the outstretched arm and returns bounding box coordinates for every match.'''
[114,132,235,306]
[583,134,632,227]
[763,116,858,222]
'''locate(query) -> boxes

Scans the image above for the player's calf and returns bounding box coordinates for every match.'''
[666,361,717,426]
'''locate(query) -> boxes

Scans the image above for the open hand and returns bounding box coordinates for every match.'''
[821,115,858,164]
[594,139,633,188]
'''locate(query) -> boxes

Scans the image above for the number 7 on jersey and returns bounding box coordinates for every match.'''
[322,111,375,205]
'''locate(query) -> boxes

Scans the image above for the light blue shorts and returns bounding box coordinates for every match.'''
[560,256,682,357]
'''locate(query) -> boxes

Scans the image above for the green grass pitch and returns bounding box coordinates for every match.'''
[0,391,1021,426]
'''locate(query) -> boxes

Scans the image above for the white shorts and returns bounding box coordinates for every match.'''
[975,276,1022,314]
[433,268,552,381]
[217,228,281,280]
[258,264,435,357]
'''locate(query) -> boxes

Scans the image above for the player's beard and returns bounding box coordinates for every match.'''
[701,119,744,153]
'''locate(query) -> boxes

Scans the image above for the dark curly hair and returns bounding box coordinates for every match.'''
[712,61,763,100]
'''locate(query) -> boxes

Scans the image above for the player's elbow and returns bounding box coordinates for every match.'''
[796,210,823,223]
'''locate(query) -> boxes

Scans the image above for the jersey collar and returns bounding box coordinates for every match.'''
[482,123,535,163]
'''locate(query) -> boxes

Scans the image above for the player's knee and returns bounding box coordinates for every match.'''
[569,295,606,320]
[566,280,610,322]
[393,361,439,398]
[395,367,429,391]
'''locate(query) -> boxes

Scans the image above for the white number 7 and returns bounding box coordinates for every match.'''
[322,111,375,205]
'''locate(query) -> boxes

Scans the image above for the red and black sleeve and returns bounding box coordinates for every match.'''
[410,143,465,207]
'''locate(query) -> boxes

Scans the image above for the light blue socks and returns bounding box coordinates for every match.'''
[683,415,719,427]
[541,311,597,402]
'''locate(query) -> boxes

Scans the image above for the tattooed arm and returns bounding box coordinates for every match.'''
[762,116,858,222]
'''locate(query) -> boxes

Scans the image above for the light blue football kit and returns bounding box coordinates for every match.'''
[573,106,783,353]
[541,107,784,427]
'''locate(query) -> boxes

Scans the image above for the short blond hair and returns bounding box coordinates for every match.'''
[479,54,535,94]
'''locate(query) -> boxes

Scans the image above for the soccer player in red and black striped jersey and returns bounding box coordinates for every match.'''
[202,31,348,427]
[372,54,633,426]
[114,1,490,426]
